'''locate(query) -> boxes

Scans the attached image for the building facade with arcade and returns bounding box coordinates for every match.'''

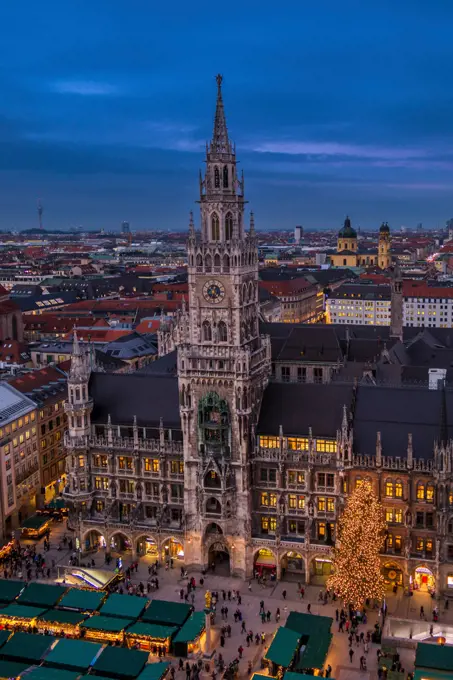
[64,78,453,595]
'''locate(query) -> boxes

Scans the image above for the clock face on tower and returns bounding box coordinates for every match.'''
[203,279,226,303]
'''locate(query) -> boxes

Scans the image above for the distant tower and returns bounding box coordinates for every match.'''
[37,200,43,230]
[378,222,391,269]
[294,225,303,244]
[390,260,403,341]
[121,221,130,234]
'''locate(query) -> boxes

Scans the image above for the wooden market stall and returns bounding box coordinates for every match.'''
[91,646,149,680]
[0,631,56,665]
[172,612,206,657]
[264,626,302,676]
[137,662,170,680]
[80,615,134,644]
[141,600,191,627]
[57,587,106,613]
[125,622,177,653]
[99,593,147,620]
[18,667,79,680]
[20,515,51,539]
[285,612,333,675]
[0,580,26,605]
[0,604,48,632]
[43,637,103,674]
[36,608,88,636]
[17,582,67,609]
[0,659,30,679]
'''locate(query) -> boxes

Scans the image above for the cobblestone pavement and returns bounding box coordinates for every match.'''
[15,520,448,678]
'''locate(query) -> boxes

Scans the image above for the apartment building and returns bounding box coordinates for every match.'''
[403,281,453,328]
[326,284,391,326]
[0,384,39,540]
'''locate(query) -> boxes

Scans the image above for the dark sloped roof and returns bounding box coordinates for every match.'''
[90,373,180,429]
[353,384,445,459]
[275,326,342,363]
[257,383,354,437]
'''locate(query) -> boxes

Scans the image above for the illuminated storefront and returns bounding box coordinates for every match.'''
[162,539,184,560]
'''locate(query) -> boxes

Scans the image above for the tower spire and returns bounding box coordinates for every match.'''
[210,74,231,154]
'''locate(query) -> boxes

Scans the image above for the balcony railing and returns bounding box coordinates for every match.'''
[65,433,183,455]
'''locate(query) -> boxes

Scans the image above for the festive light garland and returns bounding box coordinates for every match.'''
[327,481,386,609]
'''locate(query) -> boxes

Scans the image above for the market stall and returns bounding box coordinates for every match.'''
[0,580,26,605]
[172,612,206,657]
[0,631,55,665]
[91,646,149,680]
[0,604,48,631]
[100,593,146,620]
[58,587,105,613]
[18,667,79,680]
[414,643,453,679]
[264,626,301,676]
[125,623,177,653]
[285,612,333,674]
[137,662,170,680]
[80,615,134,644]
[17,582,67,609]
[43,637,103,673]
[142,600,191,627]
[20,515,51,539]
[0,660,30,679]
[36,608,88,636]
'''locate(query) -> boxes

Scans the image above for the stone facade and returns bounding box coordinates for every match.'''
[63,77,453,595]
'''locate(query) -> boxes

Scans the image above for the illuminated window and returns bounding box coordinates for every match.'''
[152,459,159,473]
[261,517,268,531]
[316,439,336,453]
[317,497,326,512]
[327,497,335,512]
[395,481,403,498]
[288,494,297,509]
[269,517,277,532]
[385,509,393,523]
[95,477,101,489]
[416,483,425,500]
[395,536,402,551]
[261,492,269,506]
[96,500,104,512]
[269,493,277,507]
[298,496,305,510]
[102,478,109,490]
[287,437,309,451]
[394,509,403,523]
[260,436,279,449]
[78,455,84,468]
[171,460,184,474]
[385,481,393,497]
[118,457,126,469]
[387,534,393,547]
[426,539,433,552]
[416,537,424,551]
[426,484,434,502]
[318,522,326,537]
[355,478,363,488]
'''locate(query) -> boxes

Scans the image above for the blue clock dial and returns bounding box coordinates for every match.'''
[203,279,225,303]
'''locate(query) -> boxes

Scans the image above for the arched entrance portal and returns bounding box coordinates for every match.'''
[281,551,305,581]
[84,529,106,553]
[254,549,277,578]
[162,538,184,563]
[311,556,333,584]
[414,566,435,593]
[208,541,230,576]
[136,536,158,558]
[382,563,404,588]
[110,532,131,553]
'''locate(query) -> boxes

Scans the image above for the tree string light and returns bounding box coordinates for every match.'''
[327,481,387,609]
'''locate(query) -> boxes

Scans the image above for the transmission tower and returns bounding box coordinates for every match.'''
[37,199,43,230]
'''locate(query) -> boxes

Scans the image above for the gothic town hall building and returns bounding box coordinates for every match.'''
[64,77,453,595]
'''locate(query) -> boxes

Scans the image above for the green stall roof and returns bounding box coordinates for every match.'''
[38,609,88,626]
[173,612,205,644]
[142,600,191,626]
[44,637,102,671]
[18,582,67,608]
[0,660,29,679]
[93,646,149,679]
[415,642,453,672]
[414,670,453,680]
[20,515,49,531]
[0,603,48,620]
[100,593,146,620]
[0,632,11,650]
[126,623,177,640]
[0,580,26,603]
[20,667,79,680]
[286,611,332,637]
[1,631,55,663]
[81,615,134,633]
[58,588,105,612]
[285,611,333,671]
[265,627,301,668]
[138,662,170,680]
[46,498,66,509]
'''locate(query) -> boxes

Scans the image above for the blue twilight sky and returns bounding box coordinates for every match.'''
[1,0,453,231]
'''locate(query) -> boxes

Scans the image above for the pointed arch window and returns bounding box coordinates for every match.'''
[202,320,212,342]
[214,166,220,188]
[225,212,233,241]
[205,253,212,272]
[223,165,228,188]
[218,321,228,342]
[211,213,220,241]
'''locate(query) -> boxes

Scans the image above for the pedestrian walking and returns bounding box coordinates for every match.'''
[282,589,287,600]
[349,649,354,664]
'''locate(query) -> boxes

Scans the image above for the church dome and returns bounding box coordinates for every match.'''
[379,222,390,233]
[338,216,357,238]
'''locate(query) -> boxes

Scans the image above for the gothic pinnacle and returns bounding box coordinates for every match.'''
[250,212,255,235]
[189,210,195,237]
[211,73,230,154]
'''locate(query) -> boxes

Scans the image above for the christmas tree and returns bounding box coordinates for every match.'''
[327,481,387,609]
